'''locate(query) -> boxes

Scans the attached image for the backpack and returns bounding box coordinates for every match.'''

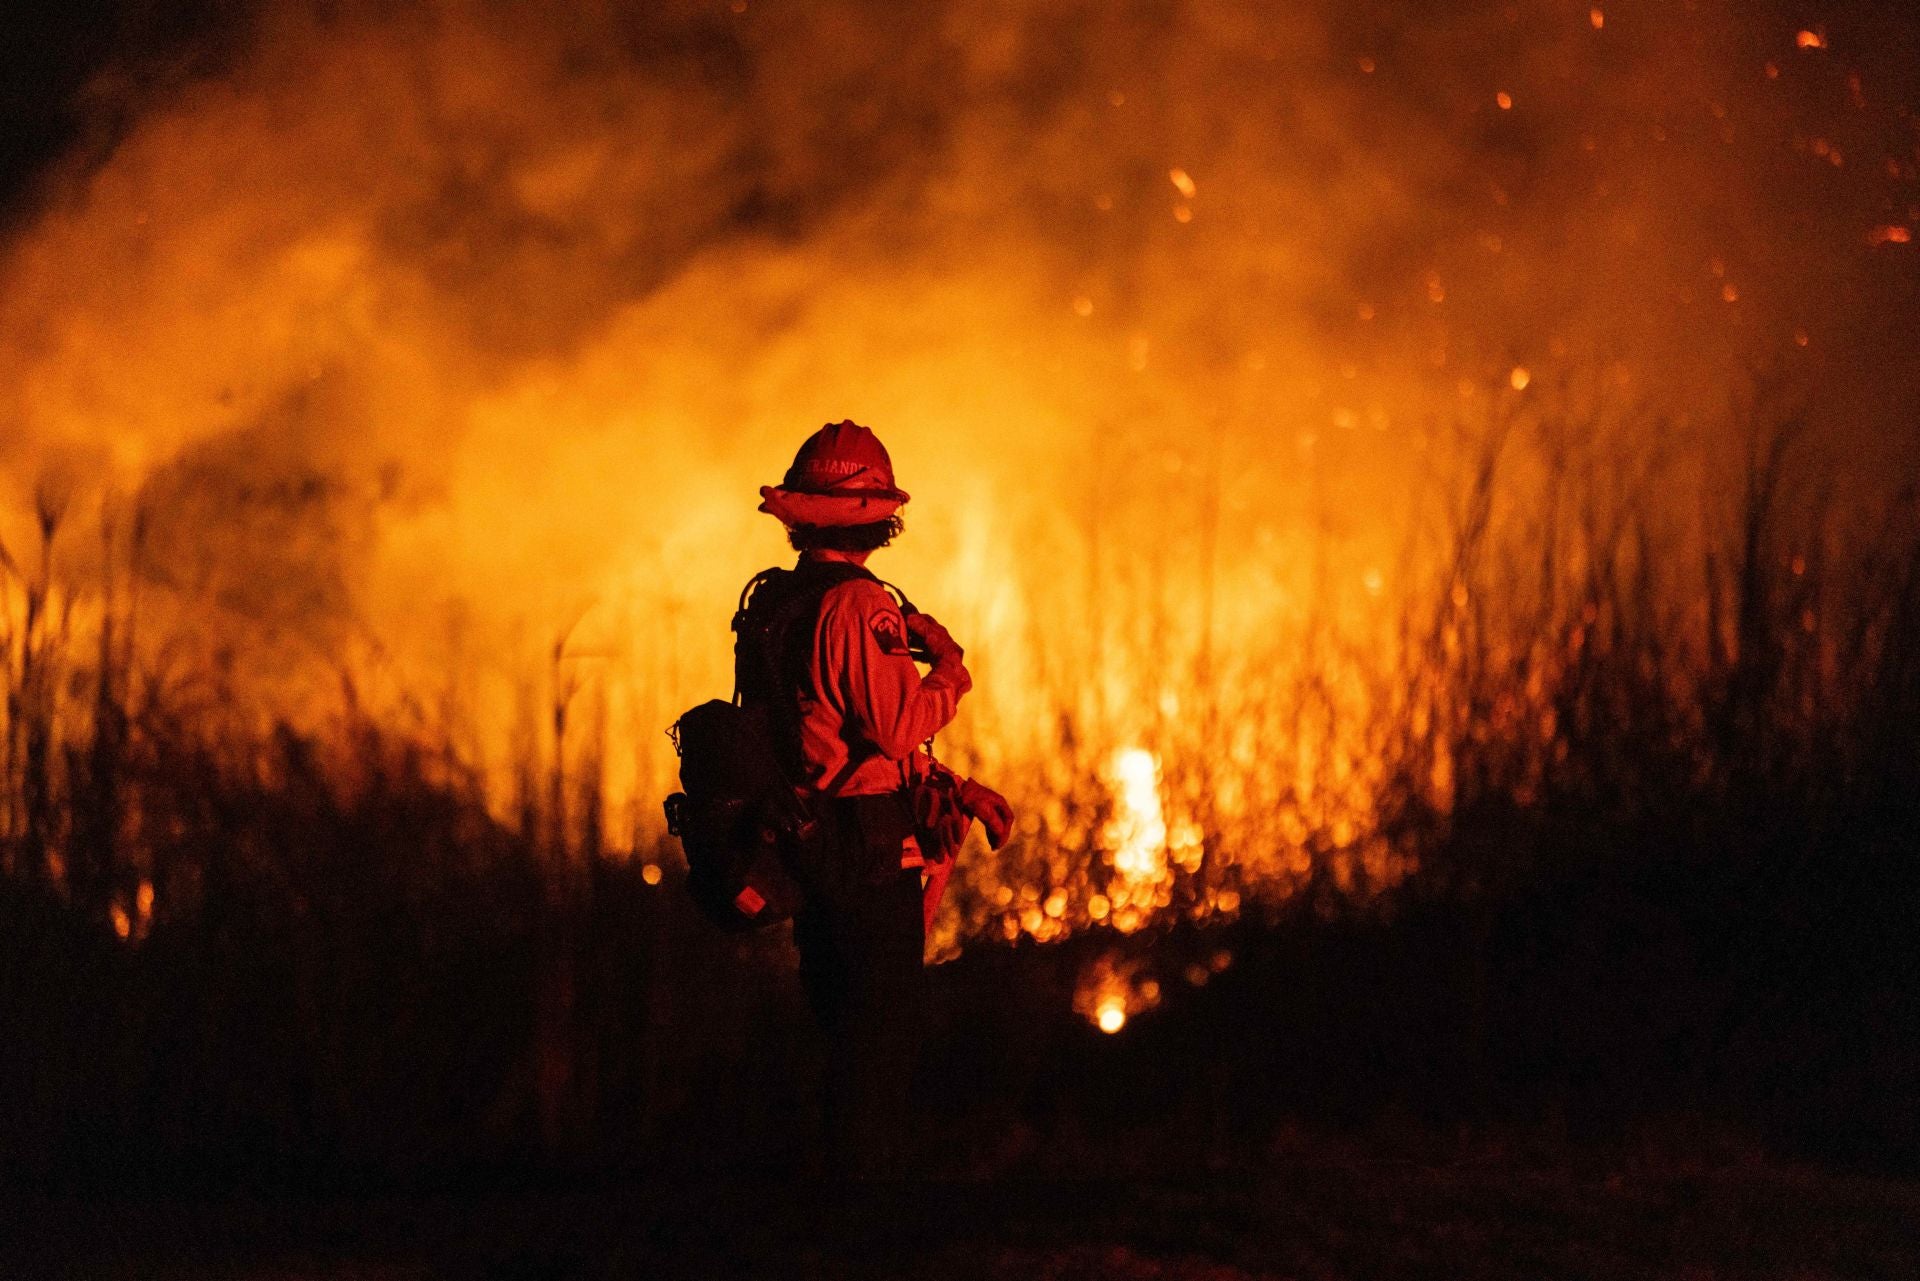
[663,561,876,930]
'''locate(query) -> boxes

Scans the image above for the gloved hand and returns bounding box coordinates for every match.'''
[904,611,963,664]
[957,778,1014,849]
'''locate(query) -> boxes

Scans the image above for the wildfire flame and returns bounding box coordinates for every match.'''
[1074,952,1162,1034]
[0,0,1911,955]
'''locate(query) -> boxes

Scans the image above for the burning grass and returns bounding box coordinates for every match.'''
[0,0,1917,1187]
[0,387,1915,1180]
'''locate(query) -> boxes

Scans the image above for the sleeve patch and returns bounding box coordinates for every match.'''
[870,609,911,656]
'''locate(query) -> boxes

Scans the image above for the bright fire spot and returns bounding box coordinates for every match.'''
[1105,748,1168,885]
[1869,225,1912,246]
[1722,283,1740,303]
[1495,91,1513,110]
[136,880,155,917]
[111,905,132,940]
[641,863,662,885]
[1590,8,1604,29]
[1509,366,1531,391]
[1169,167,1196,198]
[1796,30,1824,49]
[1075,952,1162,1033]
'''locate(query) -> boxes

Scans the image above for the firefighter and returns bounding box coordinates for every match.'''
[752,419,1012,1180]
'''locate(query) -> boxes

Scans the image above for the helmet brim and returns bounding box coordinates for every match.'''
[758,485,907,528]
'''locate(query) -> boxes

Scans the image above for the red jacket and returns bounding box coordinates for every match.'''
[793,567,970,799]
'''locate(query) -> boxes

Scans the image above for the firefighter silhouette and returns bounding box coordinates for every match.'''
[747,420,1012,1178]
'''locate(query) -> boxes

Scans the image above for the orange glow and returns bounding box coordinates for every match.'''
[1075,953,1162,1032]
[1796,30,1825,50]
[0,0,1908,963]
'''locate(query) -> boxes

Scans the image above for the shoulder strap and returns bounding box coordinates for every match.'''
[731,561,879,706]
[877,579,916,616]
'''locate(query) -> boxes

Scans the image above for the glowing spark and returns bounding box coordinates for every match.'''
[1869,225,1913,246]
[1096,1000,1127,1033]
[1765,62,1781,79]
[1794,330,1810,346]
[1590,8,1604,29]
[1363,569,1385,596]
[1509,366,1531,391]
[136,880,155,917]
[1357,56,1376,74]
[1173,204,1193,224]
[111,905,131,939]
[1796,30,1824,50]
[641,863,662,885]
[1169,167,1196,198]
[1496,91,1513,110]
[1721,283,1739,302]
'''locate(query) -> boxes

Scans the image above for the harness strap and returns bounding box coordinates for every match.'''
[730,562,928,794]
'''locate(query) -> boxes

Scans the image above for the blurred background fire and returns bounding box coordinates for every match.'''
[0,0,1916,1188]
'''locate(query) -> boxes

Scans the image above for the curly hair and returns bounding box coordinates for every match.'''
[786,514,905,554]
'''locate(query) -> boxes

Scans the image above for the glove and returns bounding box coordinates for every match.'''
[957,778,1014,849]
[904,612,963,664]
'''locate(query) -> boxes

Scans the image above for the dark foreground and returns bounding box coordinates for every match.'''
[12,1143,1920,1281]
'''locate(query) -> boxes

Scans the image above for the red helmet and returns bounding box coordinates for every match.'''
[758,420,910,527]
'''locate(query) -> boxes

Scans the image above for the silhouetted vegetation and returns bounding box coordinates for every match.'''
[1,396,1917,1194]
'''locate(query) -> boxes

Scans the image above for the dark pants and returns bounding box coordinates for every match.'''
[790,793,925,1181]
